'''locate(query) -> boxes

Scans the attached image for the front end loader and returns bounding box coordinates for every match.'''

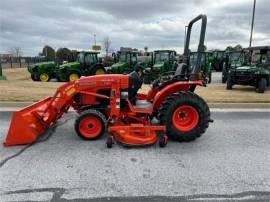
[4,14,212,148]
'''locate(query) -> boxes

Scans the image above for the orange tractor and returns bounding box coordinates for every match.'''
[4,15,212,148]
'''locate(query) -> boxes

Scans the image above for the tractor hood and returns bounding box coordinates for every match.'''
[153,62,164,70]
[232,65,270,74]
[59,62,80,70]
[28,61,55,73]
[111,62,126,69]
[236,66,256,71]
[110,62,128,73]
[234,65,258,72]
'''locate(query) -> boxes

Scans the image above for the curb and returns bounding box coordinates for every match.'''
[209,103,270,109]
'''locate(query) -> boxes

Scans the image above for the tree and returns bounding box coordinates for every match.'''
[225,46,234,52]
[56,48,74,63]
[42,45,55,61]
[103,36,111,56]
[71,50,78,61]
[234,44,243,51]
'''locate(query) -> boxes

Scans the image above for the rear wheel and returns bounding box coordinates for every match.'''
[257,78,267,93]
[75,109,106,140]
[159,92,210,142]
[39,73,51,82]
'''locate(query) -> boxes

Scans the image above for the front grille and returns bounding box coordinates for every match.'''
[233,71,254,82]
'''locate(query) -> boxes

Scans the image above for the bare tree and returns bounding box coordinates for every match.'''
[14,47,23,58]
[103,36,111,56]
[9,47,23,58]
[7,47,23,66]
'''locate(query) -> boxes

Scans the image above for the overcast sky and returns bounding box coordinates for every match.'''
[0,0,269,56]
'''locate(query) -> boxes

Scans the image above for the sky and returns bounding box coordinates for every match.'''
[0,0,269,56]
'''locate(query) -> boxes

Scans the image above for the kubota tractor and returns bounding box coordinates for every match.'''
[4,14,212,148]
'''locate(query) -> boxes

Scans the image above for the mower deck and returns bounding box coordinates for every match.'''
[109,124,166,146]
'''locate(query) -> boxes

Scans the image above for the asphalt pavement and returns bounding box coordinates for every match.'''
[0,110,270,201]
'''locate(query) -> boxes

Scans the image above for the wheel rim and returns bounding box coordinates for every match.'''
[79,116,102,138]
[172,105,199,132]
[95,68,105,75]
[69,73,79,81]
[40,73,49,82]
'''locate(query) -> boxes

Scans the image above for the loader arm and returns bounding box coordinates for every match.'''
[4,82,78,146]
[4,74,129,146]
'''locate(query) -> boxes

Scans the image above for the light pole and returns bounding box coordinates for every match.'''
[94,34,96,46]
[249,0,256,48]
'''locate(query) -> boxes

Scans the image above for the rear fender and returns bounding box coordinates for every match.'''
[93,63,104,68]
[152,81,202,109]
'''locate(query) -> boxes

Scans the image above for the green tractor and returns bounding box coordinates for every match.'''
[189,52,212,83]
[56,51,105,82]
[210,50,227,71]
[144,50,177,83]
[28,61,57,82]
[137,52,153,69]
[108,51,138,74]
[226,46,270,93]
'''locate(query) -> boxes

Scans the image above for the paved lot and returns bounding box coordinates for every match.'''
[0,110,270,201]
[211,71,222,84]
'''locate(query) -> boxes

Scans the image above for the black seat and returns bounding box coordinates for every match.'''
[174,63,188,77]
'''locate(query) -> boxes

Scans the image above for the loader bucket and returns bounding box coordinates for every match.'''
[4,97,54,146]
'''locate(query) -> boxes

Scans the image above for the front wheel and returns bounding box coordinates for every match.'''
[75,109,106,140]
[38,73,51,82]
[159,92,211,142]
[159,135,168,147]
[68,72,80,82]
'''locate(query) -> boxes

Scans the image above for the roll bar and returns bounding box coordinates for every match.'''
[183,14,207,77]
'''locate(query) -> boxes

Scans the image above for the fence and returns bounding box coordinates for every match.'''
[0,57,48,68]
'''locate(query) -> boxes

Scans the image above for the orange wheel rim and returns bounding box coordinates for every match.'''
[79,116,102,138]
[172,105,199,132]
